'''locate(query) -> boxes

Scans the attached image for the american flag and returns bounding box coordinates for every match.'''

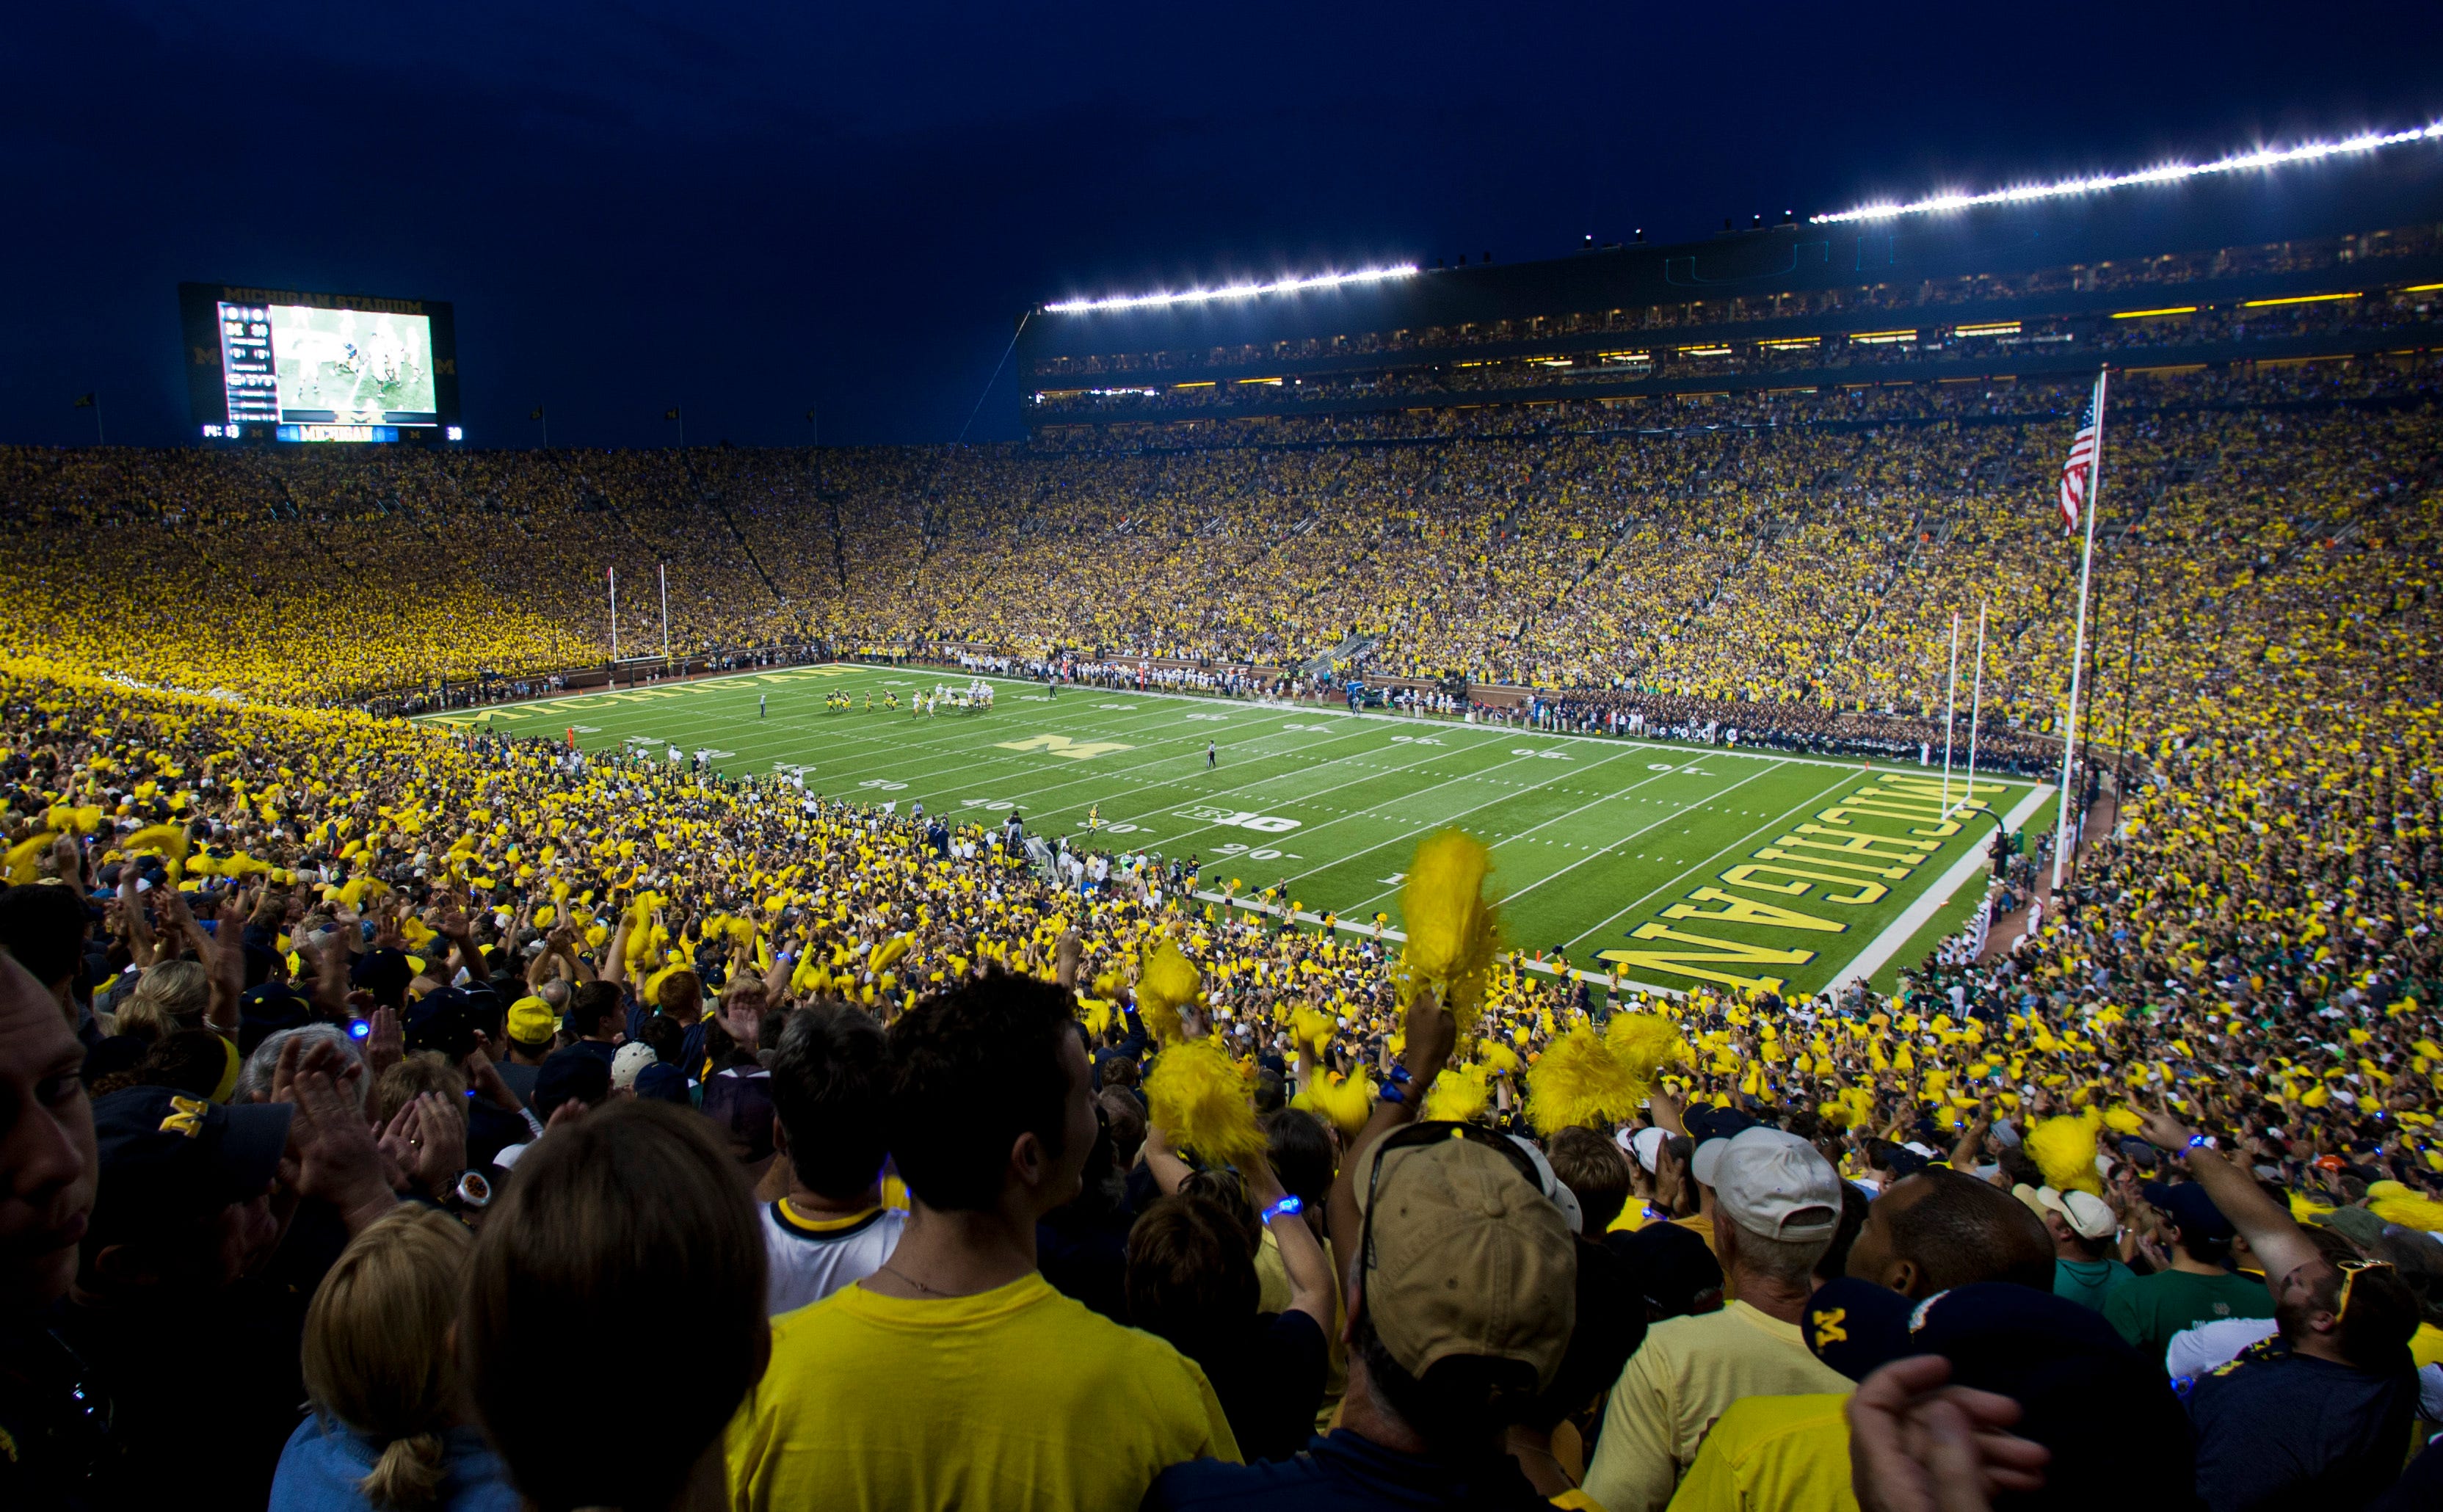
[2058,369,2108,534]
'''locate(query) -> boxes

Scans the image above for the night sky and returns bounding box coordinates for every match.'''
[4,2,2438,448]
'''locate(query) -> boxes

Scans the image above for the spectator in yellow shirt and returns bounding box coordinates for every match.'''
[1583,1127,1852,1512]
[725,972,1239,1511]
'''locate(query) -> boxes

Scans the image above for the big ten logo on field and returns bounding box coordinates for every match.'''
[1174,806,1301,834]
[992,734,1136,760]
[1596,774,2010,995]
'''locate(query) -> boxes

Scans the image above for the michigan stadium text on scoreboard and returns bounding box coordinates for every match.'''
[177,281,464,445]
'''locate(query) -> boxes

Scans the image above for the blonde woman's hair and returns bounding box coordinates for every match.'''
[370,1051,471,1127]
[113,959,211,1041]
[302,1207,473,1511]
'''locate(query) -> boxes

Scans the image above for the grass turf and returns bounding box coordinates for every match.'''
[418,664,2055,999]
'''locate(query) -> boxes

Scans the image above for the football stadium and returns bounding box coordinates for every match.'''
[7,17,2443,1509]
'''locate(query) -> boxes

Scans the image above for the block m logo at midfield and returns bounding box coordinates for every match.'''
[993,733,1136,761]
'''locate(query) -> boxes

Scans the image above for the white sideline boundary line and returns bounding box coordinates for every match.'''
[1826,784,2056,988]
[415,662,2048,788]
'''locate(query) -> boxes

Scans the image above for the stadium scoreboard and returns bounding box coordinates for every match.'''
[179,282,462,444]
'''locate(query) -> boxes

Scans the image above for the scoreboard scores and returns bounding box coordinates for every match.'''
[178,282,462,444]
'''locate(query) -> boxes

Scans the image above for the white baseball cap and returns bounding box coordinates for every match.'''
[2039,1186,2117,1241]
[1626,1124,1668,1174]
[611,1042,660,1091]
[1710,1127,1842,1242]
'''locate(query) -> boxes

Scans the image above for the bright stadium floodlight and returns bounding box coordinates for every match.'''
[1044,265,1420,315]
[1812,121,2443,225]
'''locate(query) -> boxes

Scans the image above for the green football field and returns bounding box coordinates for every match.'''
[418,664,2055,999]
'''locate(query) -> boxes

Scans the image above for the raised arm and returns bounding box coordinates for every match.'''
[1326,986,1456,1290]
[2133,1100,2317,1287]
[1246,1150,1334,1329]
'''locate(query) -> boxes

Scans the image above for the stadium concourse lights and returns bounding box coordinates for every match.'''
[1043,265,1419,315]
[1813,121,2443,225]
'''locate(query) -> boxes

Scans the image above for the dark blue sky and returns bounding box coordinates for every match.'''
[4,1,2437,447]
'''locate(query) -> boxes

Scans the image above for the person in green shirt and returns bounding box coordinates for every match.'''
[2017,1183,2135,1310]
[2103,1180,2273,1363]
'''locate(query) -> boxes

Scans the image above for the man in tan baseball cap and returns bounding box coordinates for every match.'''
[1147,1123,1578,1509]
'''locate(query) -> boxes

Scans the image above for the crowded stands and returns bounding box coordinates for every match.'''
[4,344,2443,1511]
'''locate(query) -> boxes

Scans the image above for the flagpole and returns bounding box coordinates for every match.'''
[659,563,670,660]
[1961,600,1986,822]
[2053,370,2108,891]
[1939,612,1960,818]
[92,393,106,446]
[609,567,619,663]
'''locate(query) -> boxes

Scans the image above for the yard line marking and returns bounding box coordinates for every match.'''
[1329,759,1735,918]
[1131,727,1544,851]
[1496,761,1796,912]
[1267,741,1654,891]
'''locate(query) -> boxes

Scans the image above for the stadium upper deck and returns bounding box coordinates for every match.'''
[1021,146,2443,437]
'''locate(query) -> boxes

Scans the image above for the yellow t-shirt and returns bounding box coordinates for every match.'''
[1665,1392,1856,1512]
[1582,1302,1855,1512]
[726,1271,1241,1512]
[2414,1320,2443,1370]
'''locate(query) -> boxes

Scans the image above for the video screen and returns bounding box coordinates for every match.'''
[181,283,460,443]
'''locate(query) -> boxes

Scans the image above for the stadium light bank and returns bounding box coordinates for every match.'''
[1044,265,1419,315]
[1813,121,2443,225]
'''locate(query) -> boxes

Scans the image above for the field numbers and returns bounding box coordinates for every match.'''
[1389,735,1444,746]
[859,779,908,792]
[1175,805,1302,834]
[1183,713,1230,723]
[1511,749,1571,760]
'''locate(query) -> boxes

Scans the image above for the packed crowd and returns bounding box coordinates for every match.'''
[2,347,2441,1508]
[3,366,2432,779]
[4,564,2443,1507]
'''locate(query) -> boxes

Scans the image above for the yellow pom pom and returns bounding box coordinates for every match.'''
[1527,1023,1638,1135]
[2026,1110,2104,1196]
[1420,1062,1492,1124]
[2287,1191,2336,1224]
[1145,1039,1265,1168]
[1395,829,1500,1035]
[1137,938,1202,1044]
[1291,1007,1336,1059]
[2102,1108,2145,1136]
[1292,1071,1375,1138]
[2368,1181,2443,1234]
[1605,1013,1688,1099]
[870,934,912,973]
[5,832,63,886]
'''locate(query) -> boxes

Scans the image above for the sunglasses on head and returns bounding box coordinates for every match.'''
[2338,1257,2396,1317]
[1361,1119,1548,1276]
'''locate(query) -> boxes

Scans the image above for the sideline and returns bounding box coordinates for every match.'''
[1824,784,2057,989]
